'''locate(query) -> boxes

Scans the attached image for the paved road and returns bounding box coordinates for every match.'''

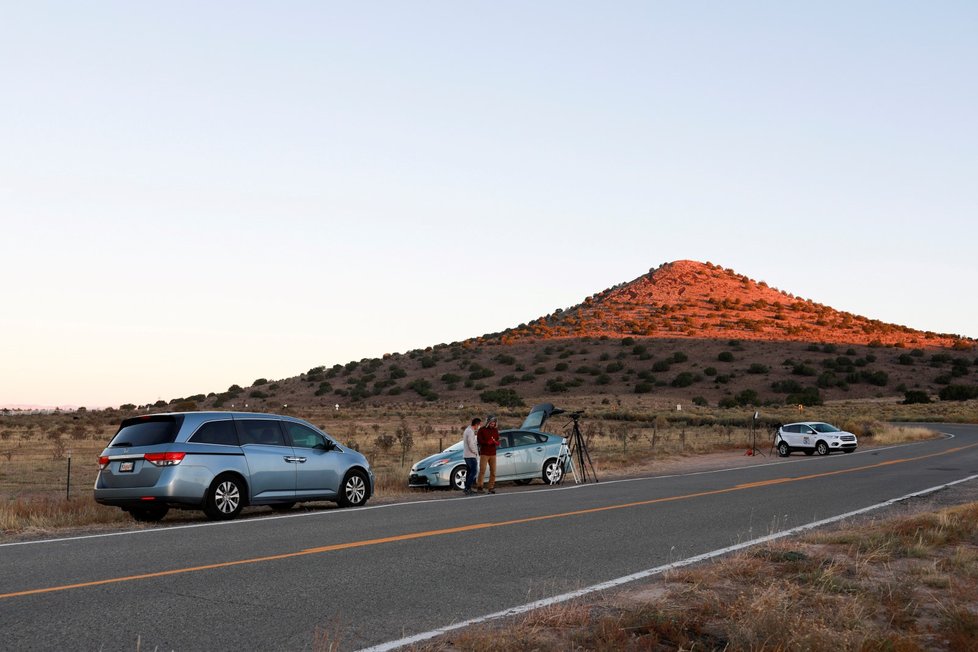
[2,423,977,651]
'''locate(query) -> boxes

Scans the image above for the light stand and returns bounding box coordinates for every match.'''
[746,410,765,457]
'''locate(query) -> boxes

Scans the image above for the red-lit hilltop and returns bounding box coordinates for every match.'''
[496,260,968,348]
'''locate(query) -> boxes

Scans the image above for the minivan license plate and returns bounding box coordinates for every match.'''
[119,461,135,473]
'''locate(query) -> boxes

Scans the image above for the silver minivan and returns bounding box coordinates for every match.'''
[95,412,374,522]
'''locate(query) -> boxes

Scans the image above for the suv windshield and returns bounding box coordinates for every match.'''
[109,415,183,447]
[811,423,840,433]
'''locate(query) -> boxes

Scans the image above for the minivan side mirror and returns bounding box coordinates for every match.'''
[319,438,338,452]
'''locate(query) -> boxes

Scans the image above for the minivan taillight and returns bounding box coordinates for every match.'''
[98,456,109,470]
[144,452,186,466]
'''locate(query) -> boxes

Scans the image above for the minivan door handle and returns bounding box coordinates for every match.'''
[284,456,304,463]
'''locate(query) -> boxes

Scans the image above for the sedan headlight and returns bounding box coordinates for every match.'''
[430,458,454,468]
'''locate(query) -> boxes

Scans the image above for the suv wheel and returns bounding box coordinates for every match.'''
[204,474,245,520]
[777,441,790,457]
[338,470,369,507]
[815,441,830,456]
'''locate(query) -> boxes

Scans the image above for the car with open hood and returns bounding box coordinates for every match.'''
[408,403,571,490]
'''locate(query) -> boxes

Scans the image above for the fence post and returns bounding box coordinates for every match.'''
[66,449,72,500]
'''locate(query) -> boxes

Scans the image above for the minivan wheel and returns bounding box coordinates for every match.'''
[338,470,369,508]
[129,505,169,522]
[450,465,467,491]
[543,458,563,484]
[777,441,790,457]
[815,441,830,456]
[204,474,245,520]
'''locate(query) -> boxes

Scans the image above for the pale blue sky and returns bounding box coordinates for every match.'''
[2,2,976,407]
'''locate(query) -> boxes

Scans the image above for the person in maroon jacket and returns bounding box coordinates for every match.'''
[475,415,501,494]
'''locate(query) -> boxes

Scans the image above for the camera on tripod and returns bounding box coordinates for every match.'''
[555,407,597,484]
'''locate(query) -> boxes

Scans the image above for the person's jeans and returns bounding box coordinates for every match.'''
[463,457,478,491]
[476,454,496,490]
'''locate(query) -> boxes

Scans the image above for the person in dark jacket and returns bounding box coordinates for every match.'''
[475,415,500,494]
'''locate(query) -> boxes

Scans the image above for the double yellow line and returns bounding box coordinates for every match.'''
[3,443,975,600]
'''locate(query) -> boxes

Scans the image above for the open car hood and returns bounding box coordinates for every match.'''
[520,403,564,432]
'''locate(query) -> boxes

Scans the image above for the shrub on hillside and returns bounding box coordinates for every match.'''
[786,387,823,406]
[792,364,817,376]
[720,389,759,408]
[546,378,569,393]
[939,385,978,401]
[671,372,698,388]
[771,379,803,394]
[717,351,735,362]
[480,388,525,407]
[903,390,932,404]
[408,379,438,401]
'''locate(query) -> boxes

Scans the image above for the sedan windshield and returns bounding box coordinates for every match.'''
[811,423,841,433]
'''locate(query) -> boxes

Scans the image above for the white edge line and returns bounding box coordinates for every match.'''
[356,472,978,652]
[0,430,957,548]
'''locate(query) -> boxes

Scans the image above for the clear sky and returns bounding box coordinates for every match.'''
[2,2,976,408]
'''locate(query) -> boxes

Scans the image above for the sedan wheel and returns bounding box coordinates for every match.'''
[450,465,467,491]
[204,475,245,520]
[816,441,830,456]
[777,441,790,457]
[338,470,369,507]
[543,458,563,484]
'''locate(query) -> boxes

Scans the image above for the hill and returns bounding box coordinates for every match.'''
[163,261,975,412]
[494,260,966,348]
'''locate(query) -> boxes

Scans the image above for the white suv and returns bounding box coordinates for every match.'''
[775,421,857,457]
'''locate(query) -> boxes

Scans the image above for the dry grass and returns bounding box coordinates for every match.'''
[410,500,978,651]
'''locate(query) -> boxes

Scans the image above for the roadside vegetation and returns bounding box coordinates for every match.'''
[0,399,971,536]
[409,496,978,651]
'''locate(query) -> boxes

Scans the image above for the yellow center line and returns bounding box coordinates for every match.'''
[3,442,976,600]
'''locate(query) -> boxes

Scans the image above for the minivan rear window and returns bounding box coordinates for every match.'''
[109,415,183,448]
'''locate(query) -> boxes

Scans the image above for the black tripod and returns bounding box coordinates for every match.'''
[562,412,598,483]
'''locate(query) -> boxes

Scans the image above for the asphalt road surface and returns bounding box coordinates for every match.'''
[2,423,977,651]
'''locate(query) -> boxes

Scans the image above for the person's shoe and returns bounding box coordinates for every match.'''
[475,487,484,494]
[462,489,471,495]
[488,489,496,494]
